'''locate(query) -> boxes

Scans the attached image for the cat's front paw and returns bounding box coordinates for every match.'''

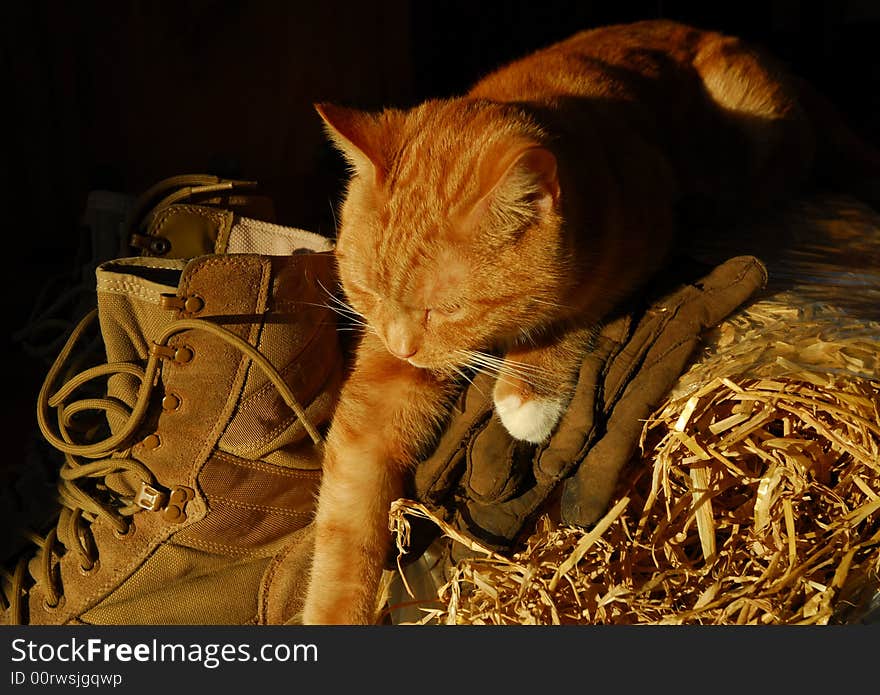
[493,388,567,444]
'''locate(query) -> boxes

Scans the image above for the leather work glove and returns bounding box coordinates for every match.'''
[410,255,768,555]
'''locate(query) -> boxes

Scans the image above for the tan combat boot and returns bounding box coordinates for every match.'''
[2,221,343,625]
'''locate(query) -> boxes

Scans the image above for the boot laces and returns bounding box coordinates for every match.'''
[2,305,321,624]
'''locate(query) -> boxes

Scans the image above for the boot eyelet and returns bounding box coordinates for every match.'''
[141,433,161,450]
[184,295,204,314]
[149,236,171,255]
[162,393,182,411]
[114,520,135,539]
[79,559,100,576]
[174,346,194,364]
[43,596,65,612]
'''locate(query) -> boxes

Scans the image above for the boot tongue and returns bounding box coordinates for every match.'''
[95,258,186,435]
[94,258,187,499]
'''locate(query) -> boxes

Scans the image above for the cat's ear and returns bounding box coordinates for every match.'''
[314,103,392,184]
[478,143,560,217]
[514,147,560,212]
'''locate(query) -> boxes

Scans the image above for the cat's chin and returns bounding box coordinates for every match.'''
[398,355,446,372]
[404,356,430,369]
[399,354,457,372]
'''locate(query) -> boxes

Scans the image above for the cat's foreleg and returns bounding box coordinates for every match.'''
[493,324,594,444]
[302,332,456,625]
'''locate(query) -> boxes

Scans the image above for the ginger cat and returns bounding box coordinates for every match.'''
[302,19,868,624]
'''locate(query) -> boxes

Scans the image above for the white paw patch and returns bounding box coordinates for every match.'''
[494,394,566,444]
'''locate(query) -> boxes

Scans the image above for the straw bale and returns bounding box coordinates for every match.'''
[387,194,880,625]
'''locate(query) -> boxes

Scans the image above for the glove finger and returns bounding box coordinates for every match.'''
[680,254,768,329]
[560,335,699,526]
[413,371,495,505]
[532,315,631,484]
[465,414,535,503]
[455,477,558,553]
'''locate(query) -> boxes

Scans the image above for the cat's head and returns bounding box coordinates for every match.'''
[317,99,574,372]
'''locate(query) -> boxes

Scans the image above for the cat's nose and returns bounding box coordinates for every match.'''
[389,345,417,359]
[387,339,418,359]
[385,323,419,360]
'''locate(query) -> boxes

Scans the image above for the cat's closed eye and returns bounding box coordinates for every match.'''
[427,302,464,321]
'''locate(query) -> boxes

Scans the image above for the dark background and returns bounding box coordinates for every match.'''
[2,0,879,472]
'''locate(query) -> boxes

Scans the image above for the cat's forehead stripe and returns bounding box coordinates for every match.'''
[384,229,434,303]
[389,106,483,214]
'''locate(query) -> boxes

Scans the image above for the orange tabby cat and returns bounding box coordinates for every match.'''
[302,19,868,624]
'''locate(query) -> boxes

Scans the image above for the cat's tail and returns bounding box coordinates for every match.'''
[796,76,880,208]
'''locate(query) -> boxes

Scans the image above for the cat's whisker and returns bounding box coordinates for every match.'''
[320,305,375,333]
[530,297,576,311]
[314,277,340,298]
[448,363,470,383]
[315,278,367,319]
[465,363,525,393]
[462,350,553,379]
[458,351,521,378]
[325,307,370,328]
[327,198,340,237]
[326,293,364,319]
[298,299,362,318]
[493,358,551,377]
[331,308,368,325]
[314,320,357,330]
[325,291,357,312]
[518,327,538,348]
[304,284,379,336]
[449,364,486,397]
[456,350,549,391]
[313,297,370,326]
[464,349,542,371]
